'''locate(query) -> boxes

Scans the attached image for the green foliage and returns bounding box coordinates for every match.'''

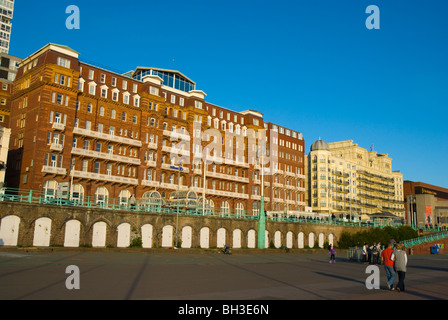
[337,226,418,249]
[129,237,142,248]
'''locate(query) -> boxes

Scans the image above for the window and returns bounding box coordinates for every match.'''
[171,95,176,104]
[111,109,116,119]
[179,97,184,106]
[132,115,137,124]
[88,69,94,80]
[122,112,127,121]
[87,103,92,113]
[57,57,70,69]
[122,80,127,90]
[123,94,129,104]
[94,162,100,174]
[112,91,118,101]
[100,74,106,83]
[99,106,105,116]
[111,77,117,87]
[133,83,138,93]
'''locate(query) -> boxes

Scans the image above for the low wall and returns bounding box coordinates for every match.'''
[0,201,365,249]
[410,238,448,255]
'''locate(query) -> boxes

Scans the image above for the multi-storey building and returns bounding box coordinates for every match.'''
[0,0,14,54]
[6,43,306,215]
[0,52,21,127]
[404,181,448,227]
[306,139,404,221]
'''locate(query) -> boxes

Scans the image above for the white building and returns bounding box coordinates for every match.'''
[0,0,14,54]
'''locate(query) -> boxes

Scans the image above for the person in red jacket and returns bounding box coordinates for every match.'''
[381,242,396,290]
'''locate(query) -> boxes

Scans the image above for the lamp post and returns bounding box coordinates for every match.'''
[257,148,266,249]
[171,165,183,248]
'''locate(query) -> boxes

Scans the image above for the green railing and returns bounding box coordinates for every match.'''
[0,187,444,231]
[402,231,448,248]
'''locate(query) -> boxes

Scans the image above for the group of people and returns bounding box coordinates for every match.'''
[360,240,407,292]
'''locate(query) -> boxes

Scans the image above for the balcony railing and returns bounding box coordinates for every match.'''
[207,170,249,183]
[52,122,66,131]
[163,130,191,141]
[71,147,141,165]
[50,143,63,152]
[73,127,142,147]
[42,165,67,175]
[161,163,190,173]
[71,170,138,185]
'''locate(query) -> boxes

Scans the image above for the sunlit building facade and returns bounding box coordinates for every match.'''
[6,43,306,215]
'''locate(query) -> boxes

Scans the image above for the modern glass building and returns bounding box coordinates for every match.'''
[131,67,196,93]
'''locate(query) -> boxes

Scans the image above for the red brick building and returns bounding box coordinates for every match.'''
[6,43,306,215]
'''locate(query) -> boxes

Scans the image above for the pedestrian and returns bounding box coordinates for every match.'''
[129,194,136,210]
[376,242,382,265]
[362,242,368,263]
[394,243,408,292]
[371,242,379,265]
[381,242,396,290]
[367,244,373,265]
[329,245,336,263]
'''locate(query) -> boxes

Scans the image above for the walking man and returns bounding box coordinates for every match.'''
[381,242,396,290]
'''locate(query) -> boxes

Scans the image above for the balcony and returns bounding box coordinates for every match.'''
[71,170,138,185]
[161,163,190,173]
[42,165,67,175]
[190,187,249,199]
[52,122,65,131]
[148,142,158,149]
[73,127,142,147]
[50,143,63,152]
[71,147,141,165]
[160,182,189,190]
[163,130,191,141]
[146,160,157,167]
[207,170,249,183]
[161,145,190,157]
[141,180,160,187]
[296,173,306,179]
[193,168,202,175]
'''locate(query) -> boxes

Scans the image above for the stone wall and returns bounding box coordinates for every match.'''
[0,201,365,249]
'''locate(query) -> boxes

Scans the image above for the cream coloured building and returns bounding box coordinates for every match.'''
[306,139,405,221]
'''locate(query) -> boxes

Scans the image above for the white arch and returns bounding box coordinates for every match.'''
[286,231,293,249]
[118,189,131,205]
[117,223,131,248]
[217,228,226,248]
[232,229,242,248]
[274,231,282,248]
[328,234,335,247]
[0,215,20,246]
[162,225,173,247]
[64,220,81,247]
[141,224,153,248]
[318,232,325,248]
[94,186,109,206]
[200,227,210,248]
[298,232,304,249]
[181,226,192,248]
[92,221,107,247]
[43,180,58,199]
[247,229,256,248]
[308,232,315,248]
[33,217,52,247]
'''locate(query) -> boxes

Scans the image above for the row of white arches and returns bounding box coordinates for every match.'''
[0,215,336,249]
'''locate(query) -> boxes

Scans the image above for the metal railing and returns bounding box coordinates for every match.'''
[402,231,448,248]
[0,187,444,231]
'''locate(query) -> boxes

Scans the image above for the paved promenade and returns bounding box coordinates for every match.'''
[0,248,447,300]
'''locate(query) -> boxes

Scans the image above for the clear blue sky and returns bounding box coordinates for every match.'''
[10,0,448,187]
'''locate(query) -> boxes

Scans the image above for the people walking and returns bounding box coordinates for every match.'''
[394,243,408,292]
[381,242,396,290]
[371,242,379,265]
[329,245,336,263]
[362,242,368,263]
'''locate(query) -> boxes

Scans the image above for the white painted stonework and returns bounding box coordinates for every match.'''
[232,229,242,248]
[0,215,20,246]
[274,231,281,248]
[216,228,226,248]
[298,232,304,248]
[247,229,256,248]
[181,226,192,248]
[162,225,173,247]
[117,223,131,248]
[33,217,52,247]
[286,231,293,249]
[318,233,325,248]
[308,233,315,248]
[200,227,209,248]
[64,220,81,247]
[92,221,107,247]
[141,224,153,248]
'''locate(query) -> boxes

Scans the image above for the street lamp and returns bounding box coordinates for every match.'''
[257,147,266,249]
[170,164,183,248]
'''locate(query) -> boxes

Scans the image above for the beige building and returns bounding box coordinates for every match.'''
[306,139,404,221]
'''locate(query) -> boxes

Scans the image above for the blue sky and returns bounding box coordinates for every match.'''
[10,0,448,187]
